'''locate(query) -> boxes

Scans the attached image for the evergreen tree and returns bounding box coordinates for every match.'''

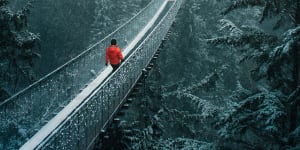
[0,0,40,101]
[222,0,300,28]
[207,0,300,148]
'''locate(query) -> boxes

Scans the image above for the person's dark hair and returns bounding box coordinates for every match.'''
[111,39,117,45]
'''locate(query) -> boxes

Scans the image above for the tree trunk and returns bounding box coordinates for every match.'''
[296,1,300,25]
[288,41,300,146]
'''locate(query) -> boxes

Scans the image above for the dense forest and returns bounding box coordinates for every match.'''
[1,0,299,149]
[100,0,300,149]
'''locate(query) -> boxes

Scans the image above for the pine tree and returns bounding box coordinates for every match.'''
[222,0,300,28]
[0,0,40,100]
[208,0,300,148]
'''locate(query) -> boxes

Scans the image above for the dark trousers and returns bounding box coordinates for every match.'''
[111,63,120,72]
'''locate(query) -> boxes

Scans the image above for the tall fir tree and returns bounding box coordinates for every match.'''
[0,0,40,100]
[207,0,300,148]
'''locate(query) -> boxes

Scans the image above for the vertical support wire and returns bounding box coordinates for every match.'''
[22,0,184,149]
[101,90,104,128]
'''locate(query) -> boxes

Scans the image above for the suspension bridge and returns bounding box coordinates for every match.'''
[0,0,183,149]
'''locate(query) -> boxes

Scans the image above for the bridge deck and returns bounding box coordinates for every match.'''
[0,0,183,149]
[20,1,172,149]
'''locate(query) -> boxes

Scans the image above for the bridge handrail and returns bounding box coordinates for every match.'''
[0,0,156,107]
[0,0,166,149]
[21,0,183,149]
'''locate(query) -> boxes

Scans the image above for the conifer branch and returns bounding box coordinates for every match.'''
[222,0,264,15]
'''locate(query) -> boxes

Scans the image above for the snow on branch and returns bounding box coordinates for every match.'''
[162,71,219,98]
[182,93,219,118]
[206,36,244,47]
[207,20,278,49]
[155,138,214,150]
[164,91,220,119]
[283,26,300,42]
[219,19,243,36]
[218,91,287,140]
[263,26,300,88]
[221,0,264,15]
[223,0,298,26]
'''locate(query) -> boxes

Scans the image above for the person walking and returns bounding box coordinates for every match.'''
[105,39,124,71]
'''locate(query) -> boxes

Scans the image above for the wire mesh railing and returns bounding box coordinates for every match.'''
[23,0,183,149]
[0,0,166,149]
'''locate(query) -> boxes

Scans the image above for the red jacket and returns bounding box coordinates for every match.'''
[105,45,124,65]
